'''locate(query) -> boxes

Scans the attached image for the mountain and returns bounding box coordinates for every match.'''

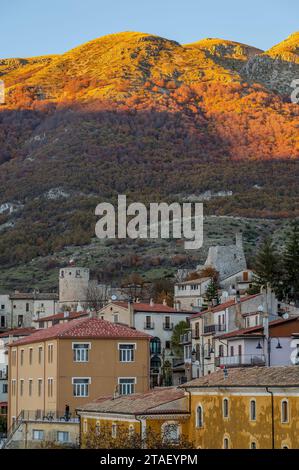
[0,31,298,286]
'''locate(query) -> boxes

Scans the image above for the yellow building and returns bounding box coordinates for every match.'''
[182,366,299,449]
[6,317,151,448]
[77,387,190,447]
[77,366,299,449]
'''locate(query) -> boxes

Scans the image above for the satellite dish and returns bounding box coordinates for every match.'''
[258,305,264,312]
[282,312,289,320]
[111,294,117,301]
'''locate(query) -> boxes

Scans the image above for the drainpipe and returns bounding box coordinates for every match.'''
[266,387,275,449]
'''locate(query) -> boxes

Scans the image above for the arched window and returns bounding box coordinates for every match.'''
[150,355,161,369]
[250,441,257,449]
[281,400,289,423]
[250,400,256,421]
[162,423,180,443]
[223,398,229,418]
[150,337,161,355]
[196,405,203,428]
[223,437,229,449]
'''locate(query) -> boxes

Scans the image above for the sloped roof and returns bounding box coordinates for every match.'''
[77,387,187,415]
[181,366,299,388]
[9,317,151,346]
[10,292,58,300]
[219,316,299,339]
[0,327,36,338]
[112,301,184,313]
[34,311,88,322]
[190,294,260,319]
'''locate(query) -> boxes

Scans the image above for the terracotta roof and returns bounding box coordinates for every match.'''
[218,316,299,339]
[9,317,152,346]
[181,366,299,388]
[190,294,260,319]
[76,387,187,415]
[0,327,36,338]
[34,311,88,323]
[113,301,185,313]
[10,292,58,300]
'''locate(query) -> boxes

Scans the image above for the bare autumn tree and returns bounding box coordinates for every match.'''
[85,280,110,310]
[82,422,194,449]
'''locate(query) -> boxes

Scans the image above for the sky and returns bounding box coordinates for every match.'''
[1,0,298,59]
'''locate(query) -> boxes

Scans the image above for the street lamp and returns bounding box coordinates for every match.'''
[256,337,283,365]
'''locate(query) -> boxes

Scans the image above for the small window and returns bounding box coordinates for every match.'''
[196,405,203,428]
[72,378,90,397]
[112,423,117,438]
[162,423,179,443]
[18,315,24,327]
[165,341,171,349]
[47,378,53,397]
[119,344,135,362]
[251,441,257,449]
[20,349,24,366]
[57,431,69,443]
[33,429,44,440]
[38,347,43,364]
[48,344,54,363]
[38,379,42,397]
[11,379,16,396]
[281,400,289,423]
[118,378,135,395]
[73,343,90,362]
[29,348,33,365]
[250,400,256,421]
[28,379,33,396]
[223,437,229,449]
[223,398,229,418]
[113,314,119,323]
[20,379,24,396]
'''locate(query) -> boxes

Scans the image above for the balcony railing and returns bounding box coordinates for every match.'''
[215,354,266,368]
[180,331,191,344]
[163,323,174,331]
[144,322,155,330]
[192,330,200,339]
[204,324,226,334]
[21,410,79,423]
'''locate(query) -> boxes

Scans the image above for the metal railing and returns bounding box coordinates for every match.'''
[204,324,226,334]
[21,410,79,423]
[144,322,155,330]
[215,354,266,368]
[180,331,192,344]
[163,322,174,330]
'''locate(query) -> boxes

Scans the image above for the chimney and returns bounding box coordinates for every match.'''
[150,298,154,307]
[128,300,134,327]
[63,311,69,318]
[163,299,167,306]
[235,232,243,249]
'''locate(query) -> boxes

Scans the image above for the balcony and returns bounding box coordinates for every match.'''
[204,324,226,335]
[215,354,266,368]
[20,410,79,423]
[163,322,174,331]
[192,330,200,339]
[144,321,155,330]
[180,331,191,345]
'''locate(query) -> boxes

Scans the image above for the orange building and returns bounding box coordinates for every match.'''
[8,317,151,427]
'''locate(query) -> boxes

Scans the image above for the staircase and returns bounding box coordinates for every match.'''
[2,411,24,449]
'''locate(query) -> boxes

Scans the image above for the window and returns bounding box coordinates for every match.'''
[29,348,33,365]
[57,431,69,443]
[151,355,161,369]
[251,441,257,449]
[223,437,229,449]
[162,423,179,443]
[47,378,53,397]
[32,430,44,440]
[223,398,229,418]
[38,347,43,364]
[73,343,90,362]
[11,350,16,366]
[112,424,117,438]
[29,379,33,396]
[230,346,234,356]
[250,400,256,421]
[196,405,203,428]
[164,316,171,329]
[0,316,5,327]
[72,378,90,397]
[113,314,119,323]
[18,315,24,327]
[20,379,24,396]
[26,303,29,312]
[281,400,289,423]
[48,344,54,363]
[145,316,153,329]
[1,305,4,310]
[20,349,24,366]
[238,345,242,357]
[165,341,171,349]
[3,384,8,394]
[118,378,136,395]
[150,337,161,354]
[11,379,16,396]
[219,345,224,357]
[38,379,42,397]
[119,344,135,362]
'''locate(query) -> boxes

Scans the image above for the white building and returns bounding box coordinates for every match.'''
[174,277,211,311]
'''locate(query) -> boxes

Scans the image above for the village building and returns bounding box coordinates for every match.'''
[34,311,88,329]
[174,277,211,311]
[77,387,190,447]
[6,317,151,448]
[98,300,191,387]
[181,366,299,449]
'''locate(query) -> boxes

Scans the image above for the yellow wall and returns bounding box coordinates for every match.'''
[188,391,299,449]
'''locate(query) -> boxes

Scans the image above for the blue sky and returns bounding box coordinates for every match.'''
[1,0,298,58]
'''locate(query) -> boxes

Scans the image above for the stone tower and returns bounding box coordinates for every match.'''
[203,232,247,280]
[59,266,90,309]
